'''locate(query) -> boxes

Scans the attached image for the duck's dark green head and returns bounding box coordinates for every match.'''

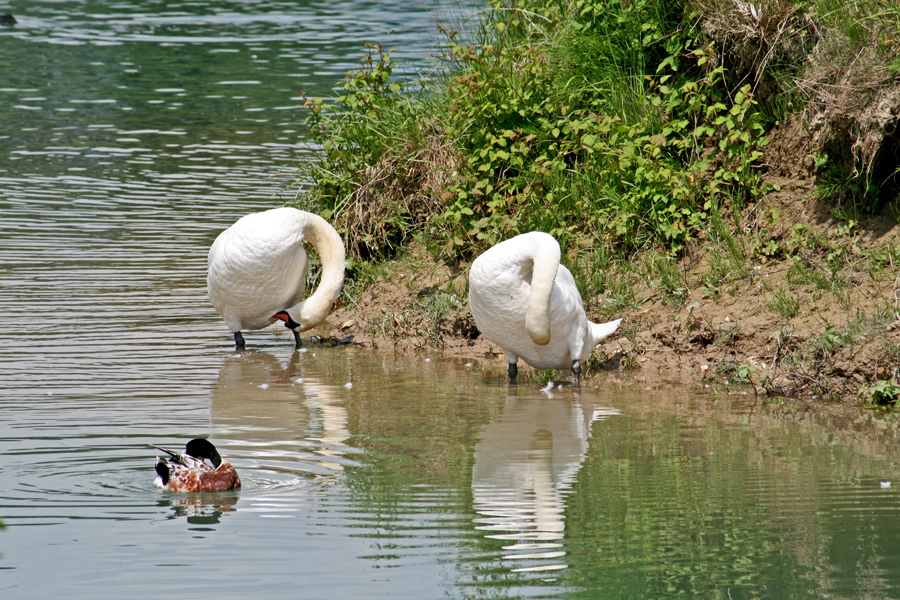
[185,438,222,469]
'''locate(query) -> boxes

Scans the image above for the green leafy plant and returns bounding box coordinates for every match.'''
[858,379,900,406]
[297,0,775,267]
[294,0,899,274]
[299,44,449,261]
[737,361,770,392]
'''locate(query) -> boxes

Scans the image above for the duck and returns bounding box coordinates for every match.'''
[153,438,241,492]
[207,207,346,350]
[468,231,622,385]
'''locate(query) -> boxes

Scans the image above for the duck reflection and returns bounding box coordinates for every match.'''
[472,386,618,572]
[157,492,239,525]
[209,351,353,482]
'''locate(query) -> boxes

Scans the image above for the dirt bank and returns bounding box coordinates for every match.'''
[328,236,898,403]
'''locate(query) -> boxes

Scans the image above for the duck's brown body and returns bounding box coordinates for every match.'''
[162,460,241,493]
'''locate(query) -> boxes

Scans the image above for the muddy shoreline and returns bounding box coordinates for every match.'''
[324,166,900,406]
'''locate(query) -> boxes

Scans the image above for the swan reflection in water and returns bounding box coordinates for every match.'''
[161,351,355,523]
[210,351,355,481]
[472,386,618,573]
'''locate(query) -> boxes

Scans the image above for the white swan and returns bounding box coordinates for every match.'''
[207,207,345,350]
[468,231,621,384]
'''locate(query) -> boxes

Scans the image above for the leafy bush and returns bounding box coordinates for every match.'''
[428,0,769,257]
[297,0,772,266]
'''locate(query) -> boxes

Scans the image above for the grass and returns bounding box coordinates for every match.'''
[646,253,688,307]
[418,288,466,326]
[766,286,802,318]
[569,243,647,315]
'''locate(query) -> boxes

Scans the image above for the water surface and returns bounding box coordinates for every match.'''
[4,2,900,599]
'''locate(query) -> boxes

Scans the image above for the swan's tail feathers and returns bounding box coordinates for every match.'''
[590,318,623,343]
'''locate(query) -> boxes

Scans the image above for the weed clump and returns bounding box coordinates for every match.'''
[801,0,900,218]
[301,46,457,261]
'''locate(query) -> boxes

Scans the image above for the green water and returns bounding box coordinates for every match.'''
[3,1,900,599]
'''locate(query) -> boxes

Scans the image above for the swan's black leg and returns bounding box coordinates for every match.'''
[508,362,518,385]
[292,330,303,349]
[234,331,246,350]
[572,359,582,388]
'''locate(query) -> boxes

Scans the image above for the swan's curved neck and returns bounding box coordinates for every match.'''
[524,233,560,345]
[287,212,346,331]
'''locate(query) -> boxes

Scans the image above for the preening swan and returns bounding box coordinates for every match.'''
[468,231,621,385]
[207,207,345,350]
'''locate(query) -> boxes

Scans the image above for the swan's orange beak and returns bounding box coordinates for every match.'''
[272,310,301,330]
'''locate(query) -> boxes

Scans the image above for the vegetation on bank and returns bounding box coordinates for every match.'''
[292,0,900,403]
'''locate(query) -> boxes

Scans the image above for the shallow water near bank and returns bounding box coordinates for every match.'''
[4,1,900,598]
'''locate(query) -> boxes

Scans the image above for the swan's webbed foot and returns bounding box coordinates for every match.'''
[507,362,518,385]
[292,329,303,350]
[234,331,246,351]
[572,359,582,388]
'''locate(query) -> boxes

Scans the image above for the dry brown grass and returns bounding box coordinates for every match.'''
[334,132,459,260]
[696,0,900,213]
[696,0,816,96]
[801,45,900,186]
